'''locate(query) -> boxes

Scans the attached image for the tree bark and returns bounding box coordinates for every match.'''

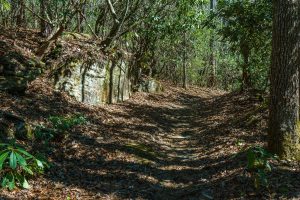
[39,0,52,37]
[109,60,117,104]
[208,0,217,87]
[241,44,251,91]
[16,0,26,27]
[183,31,187,89]
[36,26,64,59]
[268,0,300,160]
[77,5,85,33]
[100,0,129,50]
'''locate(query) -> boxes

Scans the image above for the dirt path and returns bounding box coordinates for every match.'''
[1,81,300,200]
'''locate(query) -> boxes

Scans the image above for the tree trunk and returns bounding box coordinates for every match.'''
[183,31,187,89]
[208,48,217,87]
[94,8,107,36]
[40,0,52,37]
[241,44,251,91]
[16,0,26,27]
[36,26,64,59]
[10,0,26,27]
[268,0,300,160]
[77,5,85,33]
[208,0,217,87]
[100,0,129,50]
[109,60,117,104]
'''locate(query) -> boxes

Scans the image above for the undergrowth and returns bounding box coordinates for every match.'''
[0,140,48,190]
[34,114,86,143]
[0,114,86,190]
[246,146,277,188]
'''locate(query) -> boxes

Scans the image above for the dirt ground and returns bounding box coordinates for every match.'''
[0,79,300,200]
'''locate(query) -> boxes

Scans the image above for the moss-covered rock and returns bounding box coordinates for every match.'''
[110,60,132,103]
[54,59,110,105]
[0,51,44,94]
[53,56,133,106]
[138,78,163,93]
[0,111,33,141]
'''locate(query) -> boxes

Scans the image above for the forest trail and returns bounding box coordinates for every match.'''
[2,80,298,200]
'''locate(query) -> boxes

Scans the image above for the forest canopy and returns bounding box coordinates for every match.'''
[0,0,273,91]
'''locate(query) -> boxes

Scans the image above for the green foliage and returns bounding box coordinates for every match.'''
[210,0,272,90]
[34,125,55,144]
[247,146,277,188]
[0,0,10,11]
[0,0,273,91]
[215,0,272,50]
[34,114,86,142]
[0,141,48,190]
[49,114,86,131]
[150,0,272,91]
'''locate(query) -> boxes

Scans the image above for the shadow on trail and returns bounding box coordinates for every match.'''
[1,85,299,199]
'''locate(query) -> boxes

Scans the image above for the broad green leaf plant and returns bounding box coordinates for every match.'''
[247,146,277,188]
[0,141,48,190]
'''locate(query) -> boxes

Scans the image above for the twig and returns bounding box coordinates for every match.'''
[79,11,98,38]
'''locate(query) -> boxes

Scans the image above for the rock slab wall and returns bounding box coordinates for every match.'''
[54,59,132,105]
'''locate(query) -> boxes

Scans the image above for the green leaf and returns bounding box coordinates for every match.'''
[258,169,268,186]
[5,173,15,190]
[22,177,30,189]
[254,175,260,188]
[16,148,34,158]
[265,162,272,171]
[15,152,27,166]
[36,159,44,168]
[8,179,15,190]
[0,151,9,170]
[0,0,11,11]
[9,152,17,169]
[1,176,8,188]
[21,165,33,175]
[14,173,23,183]
[247,149,256,169]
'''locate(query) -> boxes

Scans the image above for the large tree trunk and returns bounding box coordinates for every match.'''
[268,0,300,160]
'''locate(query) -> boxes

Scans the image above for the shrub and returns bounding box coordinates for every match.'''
[34,114,86,142]
[246,146,277,188]
[0,140,48,190]
[49,114,86,132]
